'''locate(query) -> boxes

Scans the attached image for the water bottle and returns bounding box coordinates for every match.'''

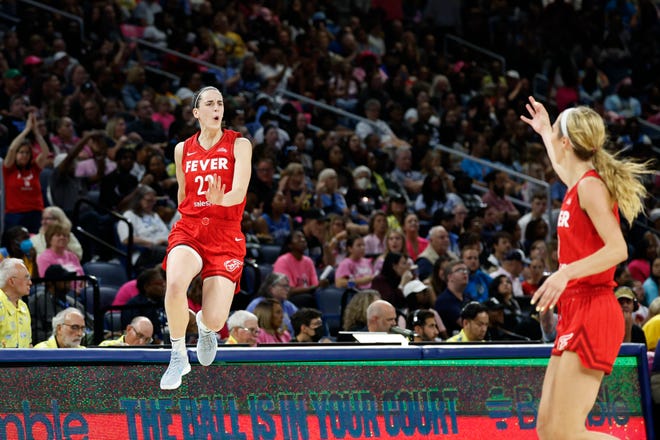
[347,275,356,290]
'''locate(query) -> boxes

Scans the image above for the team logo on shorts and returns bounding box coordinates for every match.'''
[224,259,243,272]
[557,332,574,351]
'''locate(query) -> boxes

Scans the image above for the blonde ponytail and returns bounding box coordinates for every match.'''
[592,148,650,224]
[563,106,652,224]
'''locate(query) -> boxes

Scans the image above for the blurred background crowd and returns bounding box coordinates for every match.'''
[0,0,658,351]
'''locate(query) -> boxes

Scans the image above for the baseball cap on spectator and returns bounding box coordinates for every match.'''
[23,55,43,66]
[53,51,68,62]
[403,280,428,298]
[483,297,506,311]
[614,286,635,302]
[302,208,327,222]
[504,249,530,265]
[3,69,22,79]
[45,264,76,280]
[615,286,639,311]
[506,70,520,80]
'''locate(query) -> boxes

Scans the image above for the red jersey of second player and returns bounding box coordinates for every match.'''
[178,129,245,221]
[556,169,618,290]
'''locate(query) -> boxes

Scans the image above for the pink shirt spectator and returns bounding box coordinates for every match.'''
[49,133,80,155]
[152,113,175,132]
[256,329,291,344]
[363,234,385,256]
[336,257,374,289]
[112,280,139,306]
[406,237,429,261]
[273,253,319,289]
[75,157,117,178]
[37,249,84,277]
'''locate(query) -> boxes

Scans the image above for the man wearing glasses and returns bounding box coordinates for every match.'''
[225,310,259,347]
[99,316,154,346]
[0,258,32,347]
[34,307,86,348]
[434,260,471,336]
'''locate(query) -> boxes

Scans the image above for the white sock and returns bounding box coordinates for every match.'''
[198,312,215,335]
[171,336,186,355]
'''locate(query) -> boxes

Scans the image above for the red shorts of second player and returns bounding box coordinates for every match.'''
[164,216,246,292]
[551,286,624,374]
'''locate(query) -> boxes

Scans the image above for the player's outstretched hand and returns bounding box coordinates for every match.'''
[205,174,226,205]
[520,96,552,136]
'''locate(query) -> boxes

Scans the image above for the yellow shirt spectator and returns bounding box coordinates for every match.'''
[447,329,479,342]
[0,288,32,348]
[99,335,127,347]
[643,314,660,351]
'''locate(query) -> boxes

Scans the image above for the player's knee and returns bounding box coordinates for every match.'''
[201,310,227,332]
[166,279,189,298]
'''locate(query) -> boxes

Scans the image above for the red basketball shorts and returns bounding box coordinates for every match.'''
[164,216,246,292]
[551,286,624,374]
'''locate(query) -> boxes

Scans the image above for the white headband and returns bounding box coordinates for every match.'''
[193,86,220,108]
[560,108,575,139]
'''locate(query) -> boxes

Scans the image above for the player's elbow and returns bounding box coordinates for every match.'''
[610,240,628,265]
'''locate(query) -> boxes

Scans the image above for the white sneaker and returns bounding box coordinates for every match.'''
[196,311,217,366]
[160,350,191,390]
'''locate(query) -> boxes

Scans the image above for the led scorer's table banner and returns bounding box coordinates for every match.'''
[0,344,653,440]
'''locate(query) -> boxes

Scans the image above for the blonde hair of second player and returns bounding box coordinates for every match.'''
[561,106,650,223]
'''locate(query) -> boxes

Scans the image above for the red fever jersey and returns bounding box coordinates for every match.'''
[178,129,246,220]
[556,169,618,290]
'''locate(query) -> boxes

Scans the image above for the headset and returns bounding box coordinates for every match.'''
[615,286,639,312]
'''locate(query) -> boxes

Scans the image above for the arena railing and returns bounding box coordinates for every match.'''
[443,34,506,74]
[72,197,134,279]
[17,0,85,42]
[0,10,20,25]
[28,274,101,345]
[433,143,552,220]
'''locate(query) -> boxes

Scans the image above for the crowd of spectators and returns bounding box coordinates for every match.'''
[0,1,659,350]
